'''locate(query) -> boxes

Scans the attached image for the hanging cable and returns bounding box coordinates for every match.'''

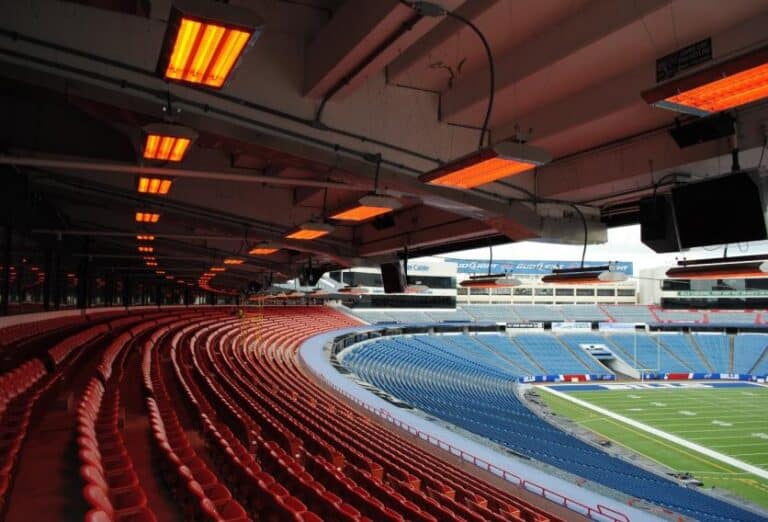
[569,204,588,268]
[400,2,496,150]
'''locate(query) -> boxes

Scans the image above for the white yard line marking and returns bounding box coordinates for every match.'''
[541,386,768,481]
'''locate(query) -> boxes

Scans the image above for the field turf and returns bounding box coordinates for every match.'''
[539,384,768,509]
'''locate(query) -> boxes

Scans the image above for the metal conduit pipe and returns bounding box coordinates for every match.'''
[0,156,367,190]
[0,29,443,167]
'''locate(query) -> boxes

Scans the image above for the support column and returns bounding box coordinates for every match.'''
[1,226,10,316]
[52,249,61,310]
[43,248,51,311]
[77,256,89,310]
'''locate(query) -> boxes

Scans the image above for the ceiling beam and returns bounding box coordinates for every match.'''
[494,9,768,158]
[303,0,466,99]
[440,0,673,125]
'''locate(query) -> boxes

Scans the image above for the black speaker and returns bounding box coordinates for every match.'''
[640,195,680,253]
[380,262,406,293]
[672,172,767,249]
[372,214,395,230]
[669,113,735,149]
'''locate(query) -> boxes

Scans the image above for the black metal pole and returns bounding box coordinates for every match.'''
[1,226,10,316]
[43,248,51,311]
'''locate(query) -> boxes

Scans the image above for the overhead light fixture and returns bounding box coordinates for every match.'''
[146,261,158,267]
[223,258,245,265]
[641,45,768,116]
[165,275,175,280]
[666,255,768,280]
[142,123,198,162]
[541,265,628,285]
[157,1,263,89]
[138,245,154,253]
[330,195,402,222]
[156,270,166,275]
[136,235,155,241]
[419,141,551,189]
[459,273,522,288]
[135,212,160,223]
[285,222,334,240]
[138,176,173,195]
[249,244,280,255]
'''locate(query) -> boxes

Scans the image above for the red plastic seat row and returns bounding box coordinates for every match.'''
[77,323,158,522]
[141,329,249,522]
[213,310,556,516]
[48,324,109,366]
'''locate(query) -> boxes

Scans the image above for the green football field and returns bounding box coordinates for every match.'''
[539,384,768,509]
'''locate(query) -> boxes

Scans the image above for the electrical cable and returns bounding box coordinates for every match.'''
[442,10,495,150]
[399,2,496,150]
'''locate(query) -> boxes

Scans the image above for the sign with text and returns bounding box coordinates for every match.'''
[551,322,592,332]
[445,258,633,276]
[656,38,712,82]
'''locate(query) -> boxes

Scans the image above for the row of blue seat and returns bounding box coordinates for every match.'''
[340,335,764,522]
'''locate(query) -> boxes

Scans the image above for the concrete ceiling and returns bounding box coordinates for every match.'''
[0,0,767,290]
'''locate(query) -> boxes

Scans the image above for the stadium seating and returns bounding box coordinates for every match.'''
[654,334,710,372]
[733,334,768,375]
[3,304,767,522]
[602,305,655,323]
[655,310,704,323]
[350,304,764,326]
[707,311,758,324]
[513,335,604,375]
[559,305,608,322]
[340,336,764,522]
[460,305,521,322]
[691,333,731,373]
[605,334,691,372]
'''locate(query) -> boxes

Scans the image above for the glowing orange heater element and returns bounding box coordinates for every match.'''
[285,223,334,240]
[330,195,401,222]
[420,142,551,189]
[642,46,768,115]
[223,258,244,265]
[137,246,154,253]
[136,235,155,241]
[249,246,279,255]
[210,266,226,272]
[135,212,160,223]
[143,135,191,162]
[164,19,251,88]
[137,176,173,194]
[159,0,264,90]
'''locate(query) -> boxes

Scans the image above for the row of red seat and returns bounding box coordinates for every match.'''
[48,324,109,366]
[0,316,117,517]
[170,320,383,521]
[78,323,157,521]
[170,308,558,522]
[0,315,87,348]
[141,319,249,522]
[214,323,526,522]
[247,310,554,520]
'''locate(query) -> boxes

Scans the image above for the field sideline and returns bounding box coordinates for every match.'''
[537,383,768,510]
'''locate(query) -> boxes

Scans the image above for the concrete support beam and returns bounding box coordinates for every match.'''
[304,0,466,99]
[440,0,672,124]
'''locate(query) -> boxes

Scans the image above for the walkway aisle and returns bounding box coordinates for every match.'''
[119,346,183,521]
[5,337,106,522]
